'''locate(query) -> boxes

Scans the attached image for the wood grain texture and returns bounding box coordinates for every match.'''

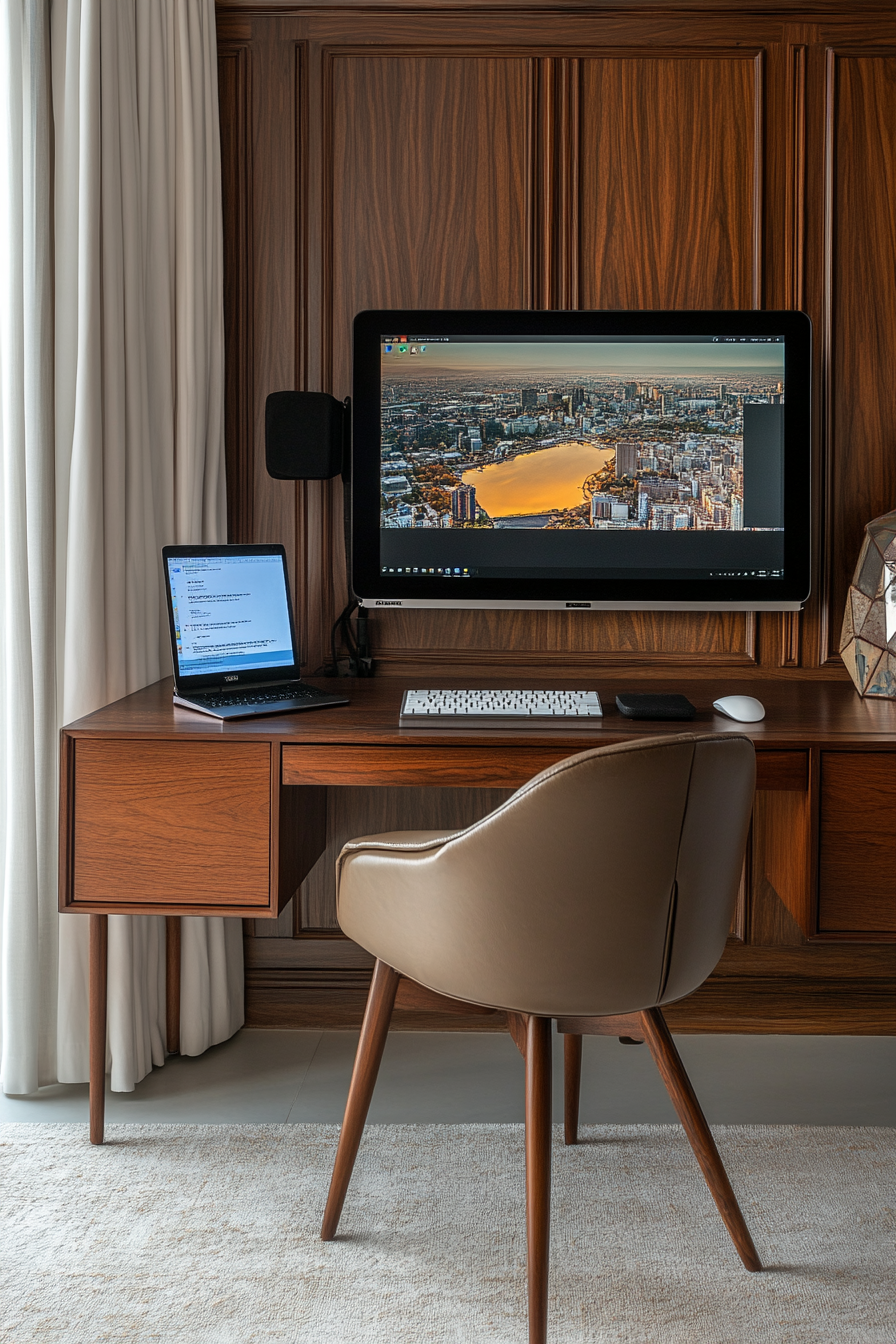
[277,782,327,909]
[218,43,254,544]
[579,54,761,310]
[245,25,299,587]
[368,608,757,675]
[71,740,272,910]
[824,52,896,659]
[59,673,892,744]
[217,1,896,13]
[283,744,575,788]
[750,787,812,942]
[818,752,896,933]
[61,675,896,1032]
[328,54,533,396]
[244,969,896,1033]
[215,7,896,682]
[556,1012,648,1038]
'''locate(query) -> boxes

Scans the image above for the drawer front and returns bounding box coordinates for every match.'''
[72,740,272,909]
[281,743,576,787]
[818,752,896,933]
[281,744,807,791]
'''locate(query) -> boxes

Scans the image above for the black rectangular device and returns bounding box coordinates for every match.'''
[162,543,349,719]
[615,693,696,721]
[351,309,812,612]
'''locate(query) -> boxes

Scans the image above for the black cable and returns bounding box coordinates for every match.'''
[328,597,374,677]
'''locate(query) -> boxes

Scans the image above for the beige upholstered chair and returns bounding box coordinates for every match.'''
[321,733,761,1343]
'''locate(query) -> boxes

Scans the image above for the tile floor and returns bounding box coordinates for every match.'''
[2,1029,895,1126]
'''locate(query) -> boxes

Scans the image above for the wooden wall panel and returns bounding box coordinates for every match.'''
[369,607,755,674]
[327,54,534,395]
[579,55,762,310]
[325,48,765,671]
[218,44,254,544]
[823,51,896,659]
[316,53,537,670]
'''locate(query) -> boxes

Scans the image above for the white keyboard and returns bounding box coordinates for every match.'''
[399,688,603,728]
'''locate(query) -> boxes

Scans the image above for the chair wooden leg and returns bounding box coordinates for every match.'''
[89,914,108,1145]
[321,959,400,1240]
[563,1033,582,1145]
[526,1016,552,1344]
[639,1007,762,1272]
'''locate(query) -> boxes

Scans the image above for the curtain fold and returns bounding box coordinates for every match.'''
[1,0,243,1098]
[0,0,57,1096]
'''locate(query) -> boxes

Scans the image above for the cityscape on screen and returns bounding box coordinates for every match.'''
[379,340,784,541]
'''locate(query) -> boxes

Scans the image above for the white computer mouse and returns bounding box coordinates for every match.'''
[712,694,766,723]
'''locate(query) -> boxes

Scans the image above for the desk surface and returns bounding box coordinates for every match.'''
[63,674,896,749]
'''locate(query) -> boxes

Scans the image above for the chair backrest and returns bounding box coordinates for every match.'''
[340,733,755,1018]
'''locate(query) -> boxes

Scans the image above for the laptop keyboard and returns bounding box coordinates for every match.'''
[193,682,329,709]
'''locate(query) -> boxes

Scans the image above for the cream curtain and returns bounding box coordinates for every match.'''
[0,0,243,1097]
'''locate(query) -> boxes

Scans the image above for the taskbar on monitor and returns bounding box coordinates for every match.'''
[378,566,785,581]
[359,596,803,611]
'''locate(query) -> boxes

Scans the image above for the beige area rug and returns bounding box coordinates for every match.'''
[0,1124,893,1344]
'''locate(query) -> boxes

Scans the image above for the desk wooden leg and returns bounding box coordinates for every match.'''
[165,916,181,1055]
[89,914,108,1145]
[563,1032,582,1145]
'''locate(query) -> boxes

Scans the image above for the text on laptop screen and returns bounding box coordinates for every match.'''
[166,554,294,676]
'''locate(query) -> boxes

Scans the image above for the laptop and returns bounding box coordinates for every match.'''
[163,543,349,719]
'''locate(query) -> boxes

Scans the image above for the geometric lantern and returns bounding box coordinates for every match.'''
[839,506,896,698]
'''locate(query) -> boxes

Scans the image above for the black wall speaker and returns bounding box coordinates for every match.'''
[265,391,348,480]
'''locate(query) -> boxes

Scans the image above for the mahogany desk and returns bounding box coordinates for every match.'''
[59,675,896,1142]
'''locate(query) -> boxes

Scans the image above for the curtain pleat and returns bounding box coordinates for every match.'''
[1,0,242,1097]
[0,0,57,1096]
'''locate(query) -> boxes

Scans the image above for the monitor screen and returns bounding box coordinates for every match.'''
[163,545,299,685]
[351,310,811,611]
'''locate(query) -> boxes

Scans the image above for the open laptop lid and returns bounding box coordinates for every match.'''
[163,544,302,692]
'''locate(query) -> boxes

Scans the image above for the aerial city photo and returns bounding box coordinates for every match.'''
[379,338,784,535]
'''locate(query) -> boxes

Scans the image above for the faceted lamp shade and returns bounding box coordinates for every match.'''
[839,507,896,698]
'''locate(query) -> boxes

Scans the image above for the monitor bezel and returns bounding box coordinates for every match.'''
[162,543,302,690]
[351,309,812,611]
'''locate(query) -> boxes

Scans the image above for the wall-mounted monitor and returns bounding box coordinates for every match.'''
[351,309,811,611]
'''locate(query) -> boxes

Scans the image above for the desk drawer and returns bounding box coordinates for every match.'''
[281,744,808,791]
[68,740,272,910]
[281,744,574,787]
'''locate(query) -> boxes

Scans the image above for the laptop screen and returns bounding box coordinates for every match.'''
[165,549,297,680]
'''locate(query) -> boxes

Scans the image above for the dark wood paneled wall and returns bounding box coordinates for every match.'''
[216,0,896,1030]
[216,1,896,679]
